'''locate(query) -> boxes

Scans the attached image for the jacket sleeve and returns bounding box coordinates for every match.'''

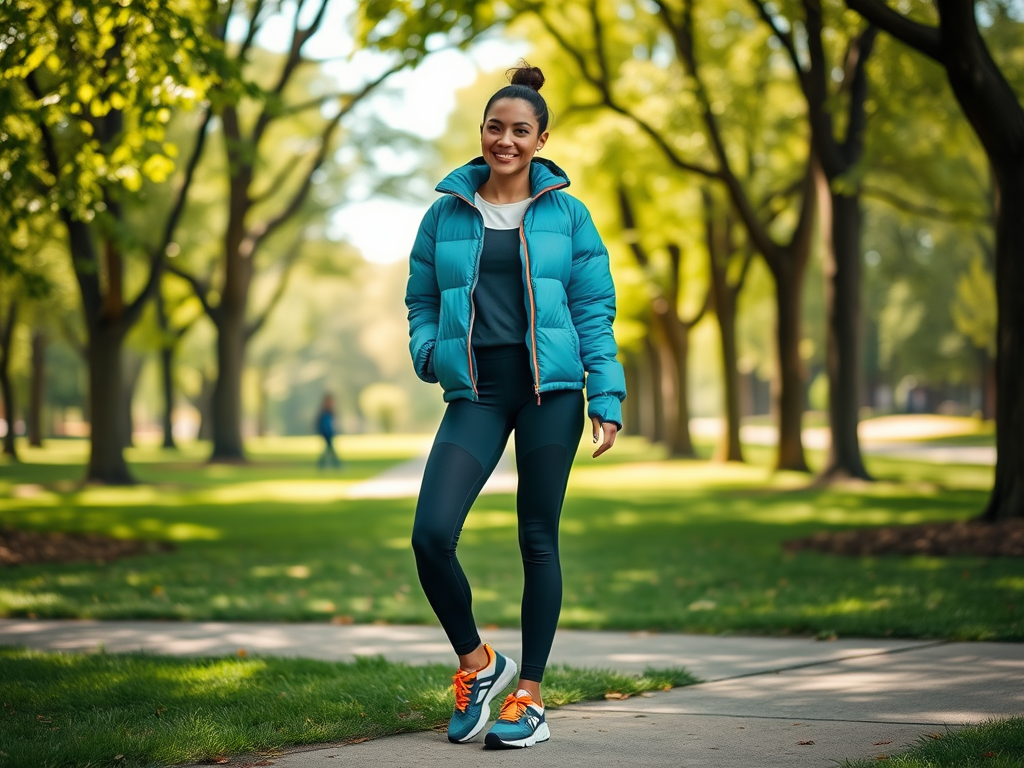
[406,204,440,383]
[566,202,627,430]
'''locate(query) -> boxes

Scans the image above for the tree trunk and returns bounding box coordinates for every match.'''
[86,323,133,484]
[28,329,45,447]
[160,345,177,449]
[197,371,215,442]
[653,325,677,450]
[643,334,665,445]
[821,191,871,480]
[772,258,810,472]
[0,300,17,460]
[120,354,144,450]
[980,171,1024,520]
[624,356,641,434]
[658,311,697,457]
[210,311,247,460]
[714,288,744,463]
[255,360,268,438]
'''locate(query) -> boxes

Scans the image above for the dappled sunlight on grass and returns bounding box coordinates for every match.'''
[0,435,1017,639]
[195,479,354,505]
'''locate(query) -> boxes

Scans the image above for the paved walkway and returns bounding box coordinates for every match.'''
[2,619,1021,767]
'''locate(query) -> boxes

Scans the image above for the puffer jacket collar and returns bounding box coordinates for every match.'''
[435,156,571,201]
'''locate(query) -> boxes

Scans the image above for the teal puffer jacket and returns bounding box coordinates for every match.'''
[406,157,626,428]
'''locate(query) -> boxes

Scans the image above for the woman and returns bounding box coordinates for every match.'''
[406,63,626,749]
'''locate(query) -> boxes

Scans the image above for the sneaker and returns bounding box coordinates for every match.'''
[484,689,550,749]
[446,645,518,743]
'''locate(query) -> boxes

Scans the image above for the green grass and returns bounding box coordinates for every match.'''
[0,646,695,768]
[0,432,1020,640]
[841,718,1024,767]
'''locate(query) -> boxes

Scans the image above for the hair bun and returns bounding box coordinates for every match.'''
[508,62,545,92]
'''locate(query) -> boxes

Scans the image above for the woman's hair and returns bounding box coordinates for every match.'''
[482,62,551,134]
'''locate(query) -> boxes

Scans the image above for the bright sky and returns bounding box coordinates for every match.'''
[231,1,523,263]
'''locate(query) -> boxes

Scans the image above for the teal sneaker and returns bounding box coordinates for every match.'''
[446,645,517,743]
[484,689,549,749]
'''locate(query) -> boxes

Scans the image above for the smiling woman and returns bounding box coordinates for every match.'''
[404,61,627,749]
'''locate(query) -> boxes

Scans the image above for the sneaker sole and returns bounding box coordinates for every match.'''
[448,656,519,743]
[484,721,550,749]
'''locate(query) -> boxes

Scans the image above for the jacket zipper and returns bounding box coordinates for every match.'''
[520,182,568,405]
[450,192,482,397]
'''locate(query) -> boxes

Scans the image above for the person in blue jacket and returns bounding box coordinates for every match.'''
[406,63,626,750]
[315,393,340,469]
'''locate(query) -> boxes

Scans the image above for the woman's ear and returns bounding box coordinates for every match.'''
[536,131,549,152]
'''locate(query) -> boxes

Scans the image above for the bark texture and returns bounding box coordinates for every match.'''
[28,329,45,447]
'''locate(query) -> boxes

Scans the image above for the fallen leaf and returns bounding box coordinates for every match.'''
[604,692,630,700]
[925,733,944,740]
[237,648,247,658]
[875,756,889,761]
[982,752,997,759]
[873,740,893,746]
[797,740,815,746]
[330,615,353,625]
[36,715,52,723]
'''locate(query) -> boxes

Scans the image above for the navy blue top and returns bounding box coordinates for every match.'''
[472,227,528,348]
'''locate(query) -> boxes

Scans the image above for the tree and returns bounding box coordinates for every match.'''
[617,185,709,456]
[2,0,228,482]
[165,0,493,461]
[845,0,1024,518]
[702,188,755,462]
[525,0,817,471]
[750,0,879,480]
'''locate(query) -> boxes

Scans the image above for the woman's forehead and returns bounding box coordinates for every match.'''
[484,98,538,125]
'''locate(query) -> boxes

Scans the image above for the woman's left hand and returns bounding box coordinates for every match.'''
[591,417,618,458]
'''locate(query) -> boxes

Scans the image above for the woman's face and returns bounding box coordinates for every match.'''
[480,98,548,182]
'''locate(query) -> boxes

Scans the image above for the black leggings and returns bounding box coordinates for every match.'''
[411,344,585,683]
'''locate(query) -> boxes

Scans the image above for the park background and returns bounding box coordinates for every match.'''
[0,0,1022,766]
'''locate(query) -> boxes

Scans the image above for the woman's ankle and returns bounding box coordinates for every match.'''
[517,679,543,707]
[458,644,490,672]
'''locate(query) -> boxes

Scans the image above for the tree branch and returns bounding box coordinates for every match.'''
[841,25,878,163]
[747,0,804,81]
[243,61,405,256]
[862,183,990,224]
[663,0,782,267]
[165,262,216,319]
[843,0,942,61]
[616,184,652,268]
[126,108,216,326]
[245,235,304,340]
[588,0,610,85]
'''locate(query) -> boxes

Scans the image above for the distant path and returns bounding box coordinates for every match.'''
[346,446,516,499]
[346,418,993,500]
[690,417,995,466]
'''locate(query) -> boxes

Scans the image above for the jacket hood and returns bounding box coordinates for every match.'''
[435,156,571,201]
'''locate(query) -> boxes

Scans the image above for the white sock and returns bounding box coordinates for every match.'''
[516,689,543,711]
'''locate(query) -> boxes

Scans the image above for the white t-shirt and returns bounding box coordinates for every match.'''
[474,192,532,230]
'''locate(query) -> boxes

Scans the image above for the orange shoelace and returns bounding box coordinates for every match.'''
[452,669,478,712]
[498,691,535,722]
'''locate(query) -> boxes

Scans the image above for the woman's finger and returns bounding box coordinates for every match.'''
[592,422,618,458]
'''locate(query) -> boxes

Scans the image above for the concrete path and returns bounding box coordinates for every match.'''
[2,620,1021,767]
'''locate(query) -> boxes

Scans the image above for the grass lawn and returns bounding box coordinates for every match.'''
[0,431,1019,640]
[0,646,693,768]
[841,718,1024,768]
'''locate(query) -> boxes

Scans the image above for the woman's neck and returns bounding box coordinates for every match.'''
[477,172,532,205]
